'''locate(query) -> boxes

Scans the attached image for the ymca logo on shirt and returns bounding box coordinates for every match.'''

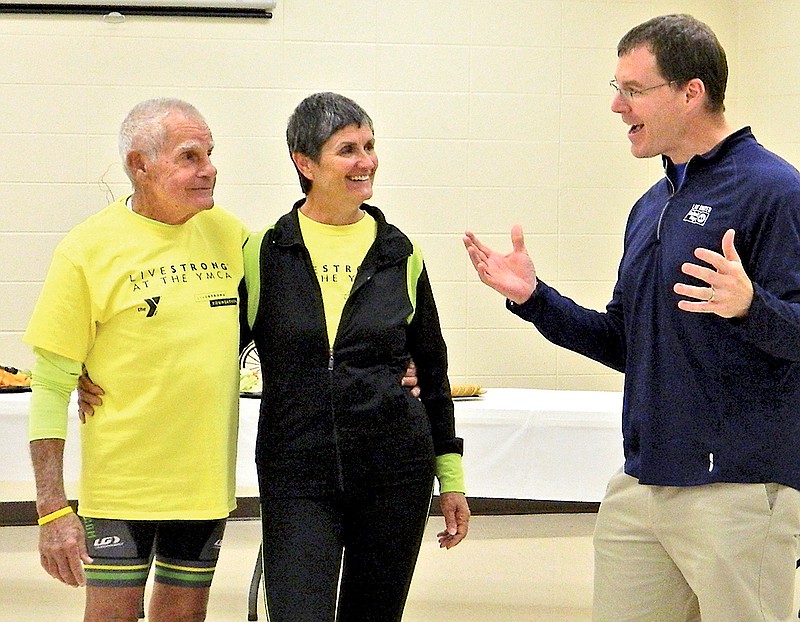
[683,204,712,226]
[140,296,160,317]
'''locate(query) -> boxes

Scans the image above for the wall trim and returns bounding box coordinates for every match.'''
[0,497,599,527]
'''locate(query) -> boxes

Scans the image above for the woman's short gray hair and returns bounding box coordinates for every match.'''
[119,98,207,181]
[286,92,374,194]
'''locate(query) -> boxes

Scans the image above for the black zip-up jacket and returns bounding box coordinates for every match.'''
[241,201,462,496]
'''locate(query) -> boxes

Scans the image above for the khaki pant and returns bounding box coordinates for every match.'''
[593,469,800,622]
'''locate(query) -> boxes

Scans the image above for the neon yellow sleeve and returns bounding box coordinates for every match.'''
[435,453,466,494]
[28,348,81,441]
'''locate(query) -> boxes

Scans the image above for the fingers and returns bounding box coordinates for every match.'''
[674,259,717,304]
[510,224,526,253]
[690,228,738,273]
[674,229,753,318]
[39,516,91,587]
[436,516,468,548]
[65,543,90,587]
[77,373,104,397]
[77,399,92,423]
[673,283,714,303]
[464,225,526,263]
[77,370,104,421]
[674,264,719,313]
[680,258,718,284]
[401,360,421,398]
[463,231,490,258]
[463,234,489,275]
[77,397,97,422]
[437,493,470,549]
[401,360,417,385]
[464,226,537,303]
[41,542,83,586]
[78,391,103,406]
[673,228,729,306]
[51,549,85,587]
[721,228,739,262]
[81,550,94,566]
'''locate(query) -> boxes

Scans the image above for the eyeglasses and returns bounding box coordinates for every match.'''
[609,79,676,101]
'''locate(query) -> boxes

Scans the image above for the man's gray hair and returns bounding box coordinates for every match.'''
[286,92,373,194]
[119,98,207,181]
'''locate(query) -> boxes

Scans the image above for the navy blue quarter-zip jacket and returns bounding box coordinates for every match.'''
[510,127,800,488]
[241,201,461,496]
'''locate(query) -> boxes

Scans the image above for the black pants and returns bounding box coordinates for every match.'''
[260,476,434,622]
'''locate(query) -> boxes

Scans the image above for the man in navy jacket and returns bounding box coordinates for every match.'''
[465,14,800,622]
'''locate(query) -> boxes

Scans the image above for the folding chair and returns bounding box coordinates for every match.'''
[248,544,263,621]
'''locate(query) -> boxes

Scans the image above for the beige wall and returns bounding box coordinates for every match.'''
[0,0,789,391]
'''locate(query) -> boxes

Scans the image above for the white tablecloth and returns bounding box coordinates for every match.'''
[449,388,624,501]
[1,388,624,503]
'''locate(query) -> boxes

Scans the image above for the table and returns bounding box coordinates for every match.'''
[449,388,624,502]
[0,392,84,501]
[1,388,624,504]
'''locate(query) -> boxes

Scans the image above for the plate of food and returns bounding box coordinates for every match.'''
[0,365,32,392]
[450,384,486,401]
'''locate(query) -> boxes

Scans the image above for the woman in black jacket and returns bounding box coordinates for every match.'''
[241,92,470,622]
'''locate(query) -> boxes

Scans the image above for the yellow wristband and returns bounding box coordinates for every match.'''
[37,506,74,526]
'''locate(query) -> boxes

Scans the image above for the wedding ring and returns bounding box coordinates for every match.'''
[708,286,716,302]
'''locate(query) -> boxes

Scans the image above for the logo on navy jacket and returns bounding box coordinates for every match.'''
[683,204,712,226]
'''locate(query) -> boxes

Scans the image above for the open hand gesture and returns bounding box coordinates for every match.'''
[463,225,537,304]
[674,229,754,319]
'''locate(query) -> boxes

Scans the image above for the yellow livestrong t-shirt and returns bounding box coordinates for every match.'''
[298,209,376,347]
[24,197,247,520]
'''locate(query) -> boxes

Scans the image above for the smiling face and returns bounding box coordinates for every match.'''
[131,111,217,224]
[296,123,378,209]
[611,46,693,163]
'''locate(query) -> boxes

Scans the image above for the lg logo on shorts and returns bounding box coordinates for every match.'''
[94,536,123,549]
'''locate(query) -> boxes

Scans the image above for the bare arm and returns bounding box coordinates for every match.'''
[30,439,92,587]
[31,439,69,516]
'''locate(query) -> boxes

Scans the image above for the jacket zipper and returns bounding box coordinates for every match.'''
[656,157,691,242]
[325,255,398,491]
[297,241,346,491]
[327,347,344,490]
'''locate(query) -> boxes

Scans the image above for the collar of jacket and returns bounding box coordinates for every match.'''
[662,125,754,177]
[271,198,414,265]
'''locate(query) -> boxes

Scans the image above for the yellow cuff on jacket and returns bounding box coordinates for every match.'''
[435,453,465,494]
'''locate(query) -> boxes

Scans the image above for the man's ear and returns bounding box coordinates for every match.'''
[684,77,706,107]
[127,151,148,178]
